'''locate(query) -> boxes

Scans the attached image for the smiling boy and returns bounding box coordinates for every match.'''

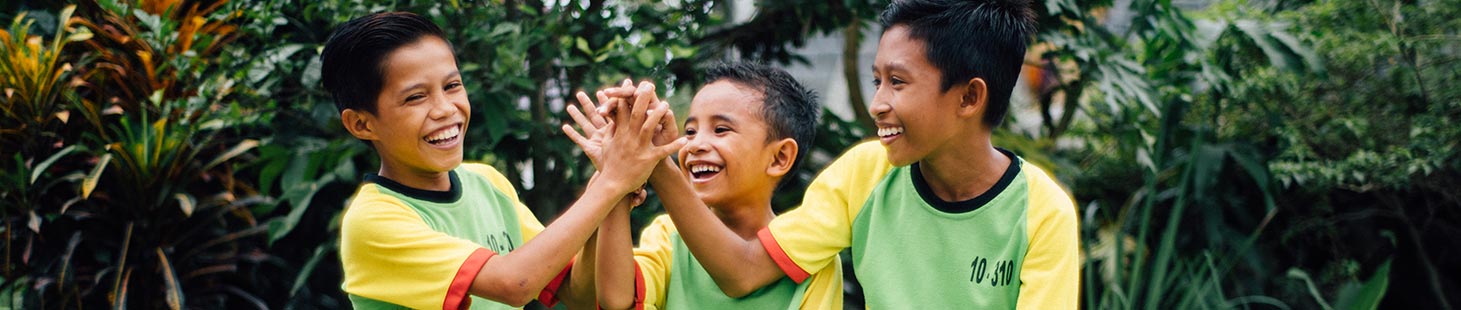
[321,12,677,309]
[565,63,841,309]
[605,0,1081,308]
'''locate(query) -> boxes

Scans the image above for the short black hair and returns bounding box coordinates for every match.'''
[702,62,821,187]
[320,11,448,114]
[880,0,1035,128]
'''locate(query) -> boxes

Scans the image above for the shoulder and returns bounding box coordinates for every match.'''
[341,185,427,239]
[1018,161,1077,227]
[815,140,896,184]
[457,162,507,182]
[841,140,889,164]
[457,162,519,196]
[343,185,418,220]
[641,214,679,240]
[649,214,677,230]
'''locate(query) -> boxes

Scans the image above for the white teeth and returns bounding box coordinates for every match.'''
[689,164,721,174]
[877,127,904,137]
[426,126,460,143]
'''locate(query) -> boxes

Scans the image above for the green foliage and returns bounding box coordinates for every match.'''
[1019,0,1458,307]
[1,1,275,308]
[3,0,1453,308]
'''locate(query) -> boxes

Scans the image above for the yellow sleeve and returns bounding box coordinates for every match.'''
[1015,163,1080,310]
[761,141,893,283]
[633,215,677,310]
[340,186,493,310]
[462,163,545,241]
[798,254,844,310]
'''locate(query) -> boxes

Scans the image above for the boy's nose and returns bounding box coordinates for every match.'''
[685,137,710,154]
[868,99,891,118]
[428,95,455,119]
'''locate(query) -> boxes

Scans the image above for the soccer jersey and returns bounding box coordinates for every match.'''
[631,215,842,310]
[340,163,567,310]
[758,141,1079,309]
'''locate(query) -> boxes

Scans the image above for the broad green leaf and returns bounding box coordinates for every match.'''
[575,37,591,55]
[1335,259,1391,310]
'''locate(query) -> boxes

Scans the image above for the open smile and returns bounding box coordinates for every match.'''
[423,123,463,147]
[686,162,723,183]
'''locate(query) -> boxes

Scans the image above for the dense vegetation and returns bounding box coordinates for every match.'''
[0,0,1454,308]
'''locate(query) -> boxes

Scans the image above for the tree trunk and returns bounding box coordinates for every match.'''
[842,20,875,134]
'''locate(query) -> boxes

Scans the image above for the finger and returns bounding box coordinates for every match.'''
[575,91,607,129]
[561,124,591,148]
[653,136,688,159]
[659,106,679,135]
[589,90,610,127]
[596,91,616,118]
[630,194,645,207]
[601,79,637,99]
[603,119,617,138]
[642,105,669,137]
[610,98,632,135]
[567,105,597,134]
[631,82,654,130]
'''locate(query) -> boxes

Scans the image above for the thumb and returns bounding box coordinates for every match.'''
[653,136,688,159]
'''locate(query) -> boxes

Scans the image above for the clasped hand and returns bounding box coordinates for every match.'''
[561,79,683,196]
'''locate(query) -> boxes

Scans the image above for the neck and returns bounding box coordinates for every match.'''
[378,160,452,192]
[918,134,1009,203]
[708,198,776,239]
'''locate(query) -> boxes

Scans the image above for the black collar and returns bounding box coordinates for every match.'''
[364,170,463,204]
[909,148,1020,214]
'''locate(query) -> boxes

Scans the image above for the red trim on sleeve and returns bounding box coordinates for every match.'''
[757,228,811,283]
[633,262,647,310]
[446,248,496,310]
[536,259,575,308]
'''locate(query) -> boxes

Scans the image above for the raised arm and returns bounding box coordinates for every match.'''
[468,174,626,306]
[594,199,637,309]
[472,81,680,306]
[646,159,787,297]
[596,81,788,297]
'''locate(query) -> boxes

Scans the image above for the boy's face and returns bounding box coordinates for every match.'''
[355,36,469,175]
[678,81,784,207]
[869,24,971,166]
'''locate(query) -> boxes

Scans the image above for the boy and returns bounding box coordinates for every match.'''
[601,0,1079,308]
[563,63,841,309]
[320,12,679,309]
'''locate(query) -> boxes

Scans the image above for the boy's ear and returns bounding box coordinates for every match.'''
[341,109,380,141]
[957,77,988,120]
[766,138,799,178]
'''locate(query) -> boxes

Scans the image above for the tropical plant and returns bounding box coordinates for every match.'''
[0,5,93,308]
[0,0,276,308]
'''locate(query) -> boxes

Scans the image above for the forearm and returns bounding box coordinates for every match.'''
[647,158,785,296]
[470,178,629,306]
[561,232,597,309]
[596,202,636,309]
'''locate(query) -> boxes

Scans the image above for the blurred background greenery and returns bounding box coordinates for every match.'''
[0,0,1455,309]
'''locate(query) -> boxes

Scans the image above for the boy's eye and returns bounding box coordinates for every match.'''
[890,77,905,85]
[445,81,463,90]
[714,126,731,134]
[405,94,425,103]
[684,128,697,136]
[872,78,881,88]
